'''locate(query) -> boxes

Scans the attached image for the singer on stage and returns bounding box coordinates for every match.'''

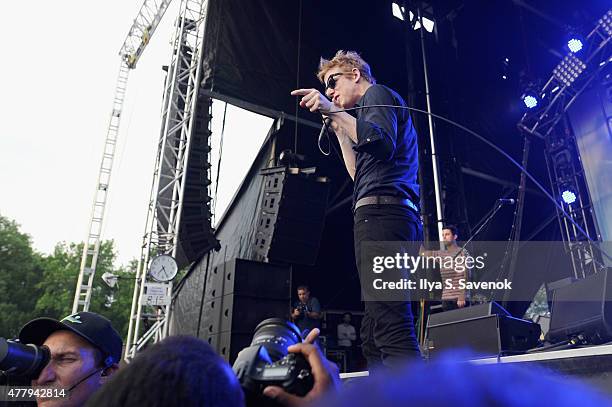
[292,50,422,368]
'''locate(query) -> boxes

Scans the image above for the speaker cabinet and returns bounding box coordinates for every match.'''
[548,268,612,344]
[426,302,540,359]
[199,258,291,363]
[427,302,510,326]
[254,167,330,265]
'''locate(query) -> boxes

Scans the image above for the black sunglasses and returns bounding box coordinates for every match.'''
[325,72,350,90]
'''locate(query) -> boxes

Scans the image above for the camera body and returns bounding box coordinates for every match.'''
[234,345,312,395]
[233,318,314,405]
[296,303,310,317]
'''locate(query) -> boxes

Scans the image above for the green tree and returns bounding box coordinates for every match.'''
[35,240,136,338]
[524,284,549,321]
[0,213,137,341]
[35,241,84,318]
[0,214,44,338]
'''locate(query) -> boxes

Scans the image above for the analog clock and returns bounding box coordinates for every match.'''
[148,254,178,282]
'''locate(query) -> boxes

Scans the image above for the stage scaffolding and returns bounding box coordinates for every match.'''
[125,0,214,361]
[516,9,612,280]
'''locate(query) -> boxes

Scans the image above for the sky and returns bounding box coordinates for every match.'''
[0,1,272,266]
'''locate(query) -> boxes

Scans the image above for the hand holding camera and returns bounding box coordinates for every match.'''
[299,304,310,316]
[292,304,310,320]
[263,339,341,406]
[232,319,340,407]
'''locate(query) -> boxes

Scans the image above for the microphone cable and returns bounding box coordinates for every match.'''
[320,103,610,261]
[317,117,333,156]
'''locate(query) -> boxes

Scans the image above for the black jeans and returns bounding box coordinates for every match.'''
[354,204,423,369]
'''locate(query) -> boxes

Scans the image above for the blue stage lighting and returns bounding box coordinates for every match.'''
[561,190,577,204]
[567,38,583,53]
[523,94,538,109]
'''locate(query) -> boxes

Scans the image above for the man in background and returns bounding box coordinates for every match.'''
[337,312,357,371]
[421,225,470,311]
[291,285,322,336]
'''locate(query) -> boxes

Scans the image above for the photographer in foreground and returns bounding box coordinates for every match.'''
[88,321,340,407]
[2,312,122,407]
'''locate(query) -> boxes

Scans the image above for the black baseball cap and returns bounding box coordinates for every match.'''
[19,312,123,366]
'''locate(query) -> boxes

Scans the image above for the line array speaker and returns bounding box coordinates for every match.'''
[254,166,330,265]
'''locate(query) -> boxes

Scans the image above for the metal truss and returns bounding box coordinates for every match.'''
[120,0,174,68]
[518,10,611,140]
[125,0,210,361]
[72,0,175,314]
[543,116,604,278]
[518,9,611,279]
[72,62,129,313]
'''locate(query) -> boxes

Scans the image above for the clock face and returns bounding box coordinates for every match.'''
[149,255,178,282]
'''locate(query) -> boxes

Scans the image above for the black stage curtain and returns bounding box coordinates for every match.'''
[200,0,411,118]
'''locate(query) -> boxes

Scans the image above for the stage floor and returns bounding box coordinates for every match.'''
[340,344,612,395]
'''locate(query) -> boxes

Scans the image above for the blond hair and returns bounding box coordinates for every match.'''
[317,50,376,85]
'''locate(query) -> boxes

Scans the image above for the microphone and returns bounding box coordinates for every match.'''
[66,367,105,392]
[498,198,516,205]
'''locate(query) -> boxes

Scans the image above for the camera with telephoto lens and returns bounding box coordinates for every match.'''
[232,318,314,406]
[0,338,50,380]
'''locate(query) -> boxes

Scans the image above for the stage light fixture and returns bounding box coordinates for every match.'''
[408,11,435,32]
[567,38,583,53]
[553,54,586,87]
[422,18,435,32]
[392,4,434,32]
[561,189,577,205]
[522,93,538,109]
[392,2,405,21]
[598,10,612,37]
[102,272,119,288]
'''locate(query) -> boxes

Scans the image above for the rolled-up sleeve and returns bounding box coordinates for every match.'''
[353,86,398,161]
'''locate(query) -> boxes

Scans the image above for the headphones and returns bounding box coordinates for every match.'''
[100,356,114,377]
